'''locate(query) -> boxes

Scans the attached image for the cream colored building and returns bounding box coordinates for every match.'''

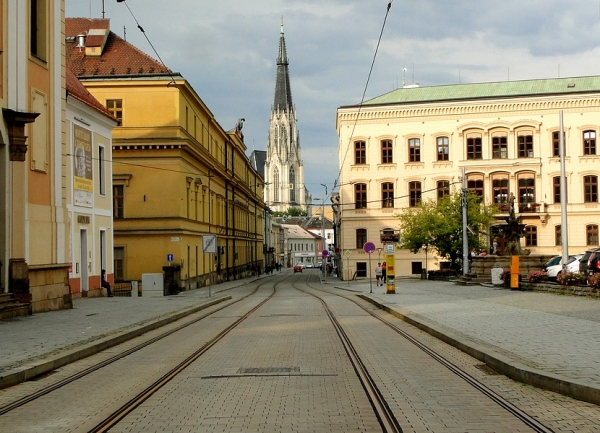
[337,77,600,278]
[1,0,72,312]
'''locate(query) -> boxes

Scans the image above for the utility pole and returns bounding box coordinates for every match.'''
[462,166,470,275]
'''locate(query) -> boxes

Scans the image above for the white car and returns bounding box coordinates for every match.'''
[546,255,583,279]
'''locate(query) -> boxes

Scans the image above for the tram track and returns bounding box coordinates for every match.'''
[304,276,555,433]
[0,275,284,418]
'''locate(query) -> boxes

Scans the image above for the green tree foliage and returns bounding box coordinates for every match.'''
[272,207,307,218]
[397,191,498,270]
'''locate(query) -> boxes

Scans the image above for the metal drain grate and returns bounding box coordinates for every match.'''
[237,367,300,374]
[475,364,500,375]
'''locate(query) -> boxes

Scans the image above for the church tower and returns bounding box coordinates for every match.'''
[264,22,309,213]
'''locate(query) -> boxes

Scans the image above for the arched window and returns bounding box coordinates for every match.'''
[525,225,537,247]
[492,133,508,159]
[355,183,367,209]
[466,133,482,160]
[492,174,509,209]
[274,168,280,202]
[437,180,450,200]
[518,131,534,158]
[437,137,449,161]
[289,168,296,203]
[356,229,367,249]
[467,174,484,202]
[382,182,394,208]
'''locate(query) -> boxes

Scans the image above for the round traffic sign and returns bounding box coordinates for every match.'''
[363,242,376,254]
[322,250,329,257]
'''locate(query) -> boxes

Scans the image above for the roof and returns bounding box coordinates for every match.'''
[66,18,171,77]
[272,25,294,112]
[357,76,600,107]
[275,216,333,230]
[66,68,117,122]
[283,224,321,240]
[249,150,266,178]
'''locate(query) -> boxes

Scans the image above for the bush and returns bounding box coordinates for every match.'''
[499,268,511,282]
[588,273,600,288]
[556,271,586,286]
[528,270,548,283]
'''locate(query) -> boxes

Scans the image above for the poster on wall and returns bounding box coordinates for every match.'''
[73,124,93,207]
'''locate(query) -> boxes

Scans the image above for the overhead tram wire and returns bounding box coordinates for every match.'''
[336,0,393,186]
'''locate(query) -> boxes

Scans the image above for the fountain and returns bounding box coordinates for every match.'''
[499,193,526,256]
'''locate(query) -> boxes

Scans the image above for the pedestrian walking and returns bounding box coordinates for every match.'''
[381,261,387,283]
[375,263,383,286]
[101,269,113,297]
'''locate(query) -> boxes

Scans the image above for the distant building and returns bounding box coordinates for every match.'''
[337,77,600,278]
[284,224,322,268]
[258,23,310,213]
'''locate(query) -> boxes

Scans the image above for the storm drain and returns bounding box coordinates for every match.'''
[237,367,300,374]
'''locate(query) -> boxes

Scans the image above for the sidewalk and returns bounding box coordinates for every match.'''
[0,274,269,389]
[334,277,600,406]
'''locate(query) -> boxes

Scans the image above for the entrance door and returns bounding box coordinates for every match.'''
[80,229,88,292]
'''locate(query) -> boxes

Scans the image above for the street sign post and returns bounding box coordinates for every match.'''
[363,242,375,293]
[344,250,352,285]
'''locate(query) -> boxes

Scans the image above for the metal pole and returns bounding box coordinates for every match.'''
[347,256,350,286]
[462,166,470,275]
[209,253,212,297]
[559,110,569,269]
[369,252,373,293]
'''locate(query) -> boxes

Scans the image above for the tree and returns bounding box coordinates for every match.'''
[397,191,498,270]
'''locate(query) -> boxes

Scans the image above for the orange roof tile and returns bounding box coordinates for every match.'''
[66,17,171,77]
[66,68,117,122]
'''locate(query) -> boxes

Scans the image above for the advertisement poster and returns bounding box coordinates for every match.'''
[73,124,93,207]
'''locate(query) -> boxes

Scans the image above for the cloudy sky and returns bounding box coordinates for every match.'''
[66,0,600,197]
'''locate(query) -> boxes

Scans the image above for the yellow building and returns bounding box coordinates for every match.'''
[337,77,600,278]
[1,0,72,312]
[66,18,265,289]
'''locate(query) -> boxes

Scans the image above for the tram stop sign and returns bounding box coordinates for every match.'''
[363,242,376,254]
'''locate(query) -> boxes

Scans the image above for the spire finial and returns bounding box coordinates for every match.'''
[280,16,284,34]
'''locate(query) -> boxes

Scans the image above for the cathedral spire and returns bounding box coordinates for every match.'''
[273,21,293,112]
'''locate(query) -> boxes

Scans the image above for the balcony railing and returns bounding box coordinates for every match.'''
[496,202,542,213]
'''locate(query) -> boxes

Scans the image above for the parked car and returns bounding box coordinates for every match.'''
[579,248,600,275]
[293,264,303,273]
[304,263,313,268]
[546,255,582,279]
[585,249,600,280]
[543,255,562,269]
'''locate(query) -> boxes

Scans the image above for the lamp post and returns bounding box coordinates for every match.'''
[320,184,328,282]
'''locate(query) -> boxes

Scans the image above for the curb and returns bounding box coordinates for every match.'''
[358,294,600,406]
[0,296,231,390]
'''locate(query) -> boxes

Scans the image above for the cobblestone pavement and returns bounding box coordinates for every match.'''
[340,276,600,405]
[3,272,600,406]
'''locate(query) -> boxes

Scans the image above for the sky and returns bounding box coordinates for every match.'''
[66,0,600,197]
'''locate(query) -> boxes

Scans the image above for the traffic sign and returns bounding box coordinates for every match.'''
[363,242,376,254]
[167,254,174,262]
[202,235,217,253]
[322,250,329,257]
[344,250,352,257]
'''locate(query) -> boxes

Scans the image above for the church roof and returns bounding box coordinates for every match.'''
[249,150,266,178]
[272,24,294,112]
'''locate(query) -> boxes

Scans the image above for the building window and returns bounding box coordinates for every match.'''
[381,140,393,164]
[289,168,296,203]
[273,169,280,202]
[113,184,124,218]
[356,229,367,249]
[588,225,599,246]
[492,176,509,207]
[466,135,482,160]
[382,182,394,208]
[409,181,421,207]
[525,225,537,247]
[518,176,535,206]
[30,0,47,60]
[552,132,560,157]
[437,136,449,161]
[355,183,367,209]
[583,130,596,155]
[584,175,598,203]
[106,99,123,122]
[492,135,508,159]
[518,133,533,158]
[99,146,106,196]
[555,225,561,246]
[354,141,366,164]
[408,138,420,162]
[553,176,561,204]
[437,180,449,200]
[467,177,484,202]
[114,247,124,281]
